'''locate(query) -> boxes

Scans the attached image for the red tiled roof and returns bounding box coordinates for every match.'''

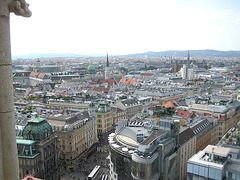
[120,78,138,85]
[30,72,39,77]
[29,72,46,79]
[163,100,183,108]
[141,73,154,77]
[175,110,190,117]
[99,79,116,86]
[38,73,45,79]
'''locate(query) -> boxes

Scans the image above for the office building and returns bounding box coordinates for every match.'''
[109,119,180,180]
[187,145,240,180]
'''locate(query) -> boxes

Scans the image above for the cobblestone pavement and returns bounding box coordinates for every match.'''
[61,143,110,180]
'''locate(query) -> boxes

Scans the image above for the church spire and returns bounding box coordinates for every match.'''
[106,53,109,67]
[105,53,110,80]
[187,50,190,68]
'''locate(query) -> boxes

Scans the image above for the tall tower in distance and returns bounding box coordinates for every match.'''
[187,50,190,68]
[186,50,190,79]
[105,53,110,80]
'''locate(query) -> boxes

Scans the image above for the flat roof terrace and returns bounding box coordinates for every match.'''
[205,145,230,157]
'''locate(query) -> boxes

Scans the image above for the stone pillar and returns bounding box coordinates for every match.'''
[0,0,31,179]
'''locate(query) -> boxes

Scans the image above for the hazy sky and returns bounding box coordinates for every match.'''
[10,0,240,56]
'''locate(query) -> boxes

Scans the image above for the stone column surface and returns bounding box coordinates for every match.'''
[0,0,31,179]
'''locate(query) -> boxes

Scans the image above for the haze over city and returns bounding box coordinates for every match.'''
[10,0,240,56]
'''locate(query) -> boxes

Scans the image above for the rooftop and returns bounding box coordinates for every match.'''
[141,130,165,145]
[189,151,226,169]
[179,128,195,146]
[205,145,230,157]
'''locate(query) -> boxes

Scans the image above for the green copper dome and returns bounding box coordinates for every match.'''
[87,65,96,76]
[87,65,96,70]
[22,115,53,141]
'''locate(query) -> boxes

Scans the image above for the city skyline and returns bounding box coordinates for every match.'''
[10,0,240,56]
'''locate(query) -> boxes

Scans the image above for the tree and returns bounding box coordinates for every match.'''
[120,67,128,73]
[165,107,175,116]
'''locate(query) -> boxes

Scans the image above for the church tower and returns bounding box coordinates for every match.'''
[105,54,110,80]
[187,50,190,68]
[186,50,190,79]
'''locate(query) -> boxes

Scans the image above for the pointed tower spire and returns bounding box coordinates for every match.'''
[105,53,110,79]
[106,53,109,67]
[187,50,190,68]
[187,50,190,61]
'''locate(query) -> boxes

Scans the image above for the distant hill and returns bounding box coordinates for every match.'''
[12,50,240,59]
[122,50,240,58]
[12,53,106,60]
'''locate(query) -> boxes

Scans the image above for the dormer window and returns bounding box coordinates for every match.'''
[28,131,34,140]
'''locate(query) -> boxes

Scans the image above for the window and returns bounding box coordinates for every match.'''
[45,129,49,139]
[209,168,222,180]
[187,163,193,173]
[193,164,199,174]
[199,166,205,176]
[28,131,34,140]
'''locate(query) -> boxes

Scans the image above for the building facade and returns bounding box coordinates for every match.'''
[192,119,212,153]
[18,115,60,180]
[46,111,97,171]
[187,145,240,180]
[96,101,114,141]
[115,98,143,120]
[113,107,127,125]
[109,119,180,180]
[179,128,196,180]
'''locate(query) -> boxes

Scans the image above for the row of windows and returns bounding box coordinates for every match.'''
[19,157,39,166]
[187,163,222,180]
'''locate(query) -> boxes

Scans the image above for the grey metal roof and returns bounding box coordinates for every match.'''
[229,100,240,110]
[120,98,142,107]
[67,111,90,124]
[207,105,231,113]
[141,130,165,145]
[179,128,195,145]
[118,126,149,142]
[190,119,212,135]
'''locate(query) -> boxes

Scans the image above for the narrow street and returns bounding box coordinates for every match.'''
[61,143,110,180]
